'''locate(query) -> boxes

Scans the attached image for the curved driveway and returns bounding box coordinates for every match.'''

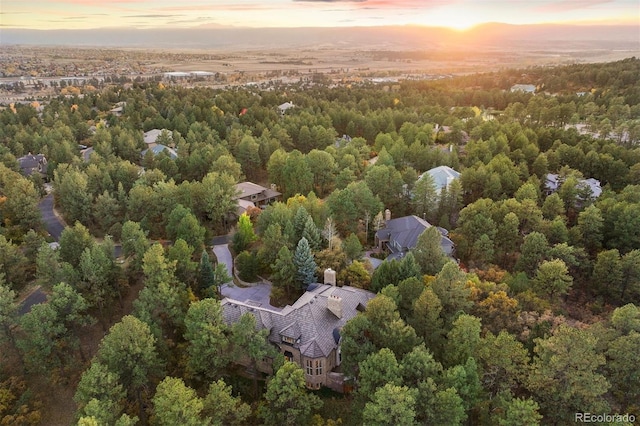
[212,243,233,278]
[38,194,65,241]
[212,243,280,311]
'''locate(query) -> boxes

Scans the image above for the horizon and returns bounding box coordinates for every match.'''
[2,0,639,32]
[2,22,638,51]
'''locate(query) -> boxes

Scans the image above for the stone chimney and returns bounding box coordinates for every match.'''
[324,268,337,286]
[328,294,343,318]
[385,208,391,221]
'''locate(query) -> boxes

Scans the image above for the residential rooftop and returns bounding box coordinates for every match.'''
[221,284,375,359]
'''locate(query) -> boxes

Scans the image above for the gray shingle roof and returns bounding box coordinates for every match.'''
[545,173,602,198]
[375,215,455,256]
[280,322,302,339]
[17,153,47,176]
[234,181,281,201]
[143,128,165,144]
[221,285,375,359]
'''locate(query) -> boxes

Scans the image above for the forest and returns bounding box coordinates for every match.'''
[1,57,639,425]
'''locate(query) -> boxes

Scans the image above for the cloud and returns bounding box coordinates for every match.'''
[158,3,273,12]
[53,0,150,4]
[532,0,615,13]
[293,0,454,5]
[126,14,179,18]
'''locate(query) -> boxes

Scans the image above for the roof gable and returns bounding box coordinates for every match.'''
[420,165,460,191]
[234,182,281,200]
[375,215,455,256]
[141,144,177,159]
[221,285,375,359]
[143,128,172,145]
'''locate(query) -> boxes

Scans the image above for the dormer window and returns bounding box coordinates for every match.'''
[282,336,295,345]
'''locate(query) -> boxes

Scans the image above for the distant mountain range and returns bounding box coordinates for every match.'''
[1,24,638,51]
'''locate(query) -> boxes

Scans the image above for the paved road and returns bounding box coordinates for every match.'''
[18,287,47,315]
[38,194,65,241]
[211,235,230,246]
[38,193,123,256]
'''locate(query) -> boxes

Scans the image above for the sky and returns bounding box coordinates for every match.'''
[1,0,638,31]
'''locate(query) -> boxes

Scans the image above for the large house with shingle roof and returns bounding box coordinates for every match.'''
[417,165,461,193]
[233,182,281,215]
[221,284,375,391]
[141,128,177,159]
[17,153,48,177]
[545,173,602,199]
[375,214,455,260]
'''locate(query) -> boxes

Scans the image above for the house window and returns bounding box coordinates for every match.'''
[315,360,323,376]
[306,359,313,375]
[284,351,294,362]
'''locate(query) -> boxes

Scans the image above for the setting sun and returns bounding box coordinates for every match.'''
[418,6,486,31]
[416,5,490,31]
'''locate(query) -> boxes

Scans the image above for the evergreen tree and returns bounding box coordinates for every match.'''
[532,259,573,301]
[258,223,288,269]
[0,275,18,349]
[96,315,163,423]
[412,172,438,221]
[301,215,322,251]
[120,220,149,273]
[343,233,364,262]
[271,246,297,296]
[293,206,311,242]
[528,325,610,423]
[184,299,230,381]
[74,362,126,424]
[515,232,549,277]
[152,377,205,426]
[258,362,322,426]
[202,380,251,426]
[413,226,447,275]
[362,384,418,426]
[294,237,317,286]
[198,250,216,296]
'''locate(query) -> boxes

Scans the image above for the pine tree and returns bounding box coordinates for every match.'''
[294,237,317,286]
[198,251,216,295]
[271,246,297,296]
[301,215,322,251]
[293,206,311,243]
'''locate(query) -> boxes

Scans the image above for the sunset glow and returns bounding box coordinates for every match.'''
[1,0,638,30]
